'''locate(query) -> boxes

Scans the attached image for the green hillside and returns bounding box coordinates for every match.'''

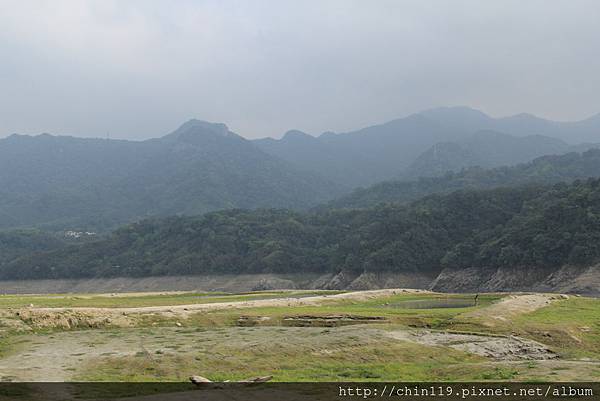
[4,179,600,280]
[0,120,342,231]
[327,149,600,209]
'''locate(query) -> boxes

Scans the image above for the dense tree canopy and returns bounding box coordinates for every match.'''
[0,230,66,267]
[4,179,600,280]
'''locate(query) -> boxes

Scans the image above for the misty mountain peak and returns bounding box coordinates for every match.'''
[3,133,56,144]
[282,130,314,141]
[419,106,491,120]
[504,112,544,122]
[167,119,231,140]
[514,112,536,118]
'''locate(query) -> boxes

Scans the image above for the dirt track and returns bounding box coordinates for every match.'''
[20,288,431,316]
[13,290,558,321]
[3,291,560,331]
[463,293,561,323]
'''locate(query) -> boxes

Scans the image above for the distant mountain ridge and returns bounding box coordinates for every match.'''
[419,106,600,144]
[254,107,600,187]
[326,148,600,209]
[2,107,599,231]
[403,130,588,178]
[255,114,461,187]
[0,120,343,231]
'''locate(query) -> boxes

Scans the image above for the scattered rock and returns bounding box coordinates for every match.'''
[237,316,271,326]
[189,375,212,384]
[189,375,273,385]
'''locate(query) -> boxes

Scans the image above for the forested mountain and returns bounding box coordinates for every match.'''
[403,130,579,178]
[4,179,600,282]
[254,107,600,187]
[0,230,67,268]
[254,114,456,187]
[2,108,598,232]
[327,149,600,209]
[0,120,342,231]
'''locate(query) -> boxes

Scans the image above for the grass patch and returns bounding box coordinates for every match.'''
[74,326,485,382]
[179,293,503,329]
[0,290,343,309]
[513,297,600,359]
[0,333,29,359]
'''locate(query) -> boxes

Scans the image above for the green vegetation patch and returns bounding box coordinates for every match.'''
[514,297,600,359]
[74,325,485,382]
[0,290,342,309]
[176,293,503,329]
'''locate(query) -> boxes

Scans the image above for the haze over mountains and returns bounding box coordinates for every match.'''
[254,106,600,187]
[403,130,586,179]
[0,106,599,233]
[327,149,600,209]
[2,106,600,292]
[0,120,340,231]
[419,106,600,144]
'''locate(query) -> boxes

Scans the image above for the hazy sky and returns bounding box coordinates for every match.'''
[1,0,599,140]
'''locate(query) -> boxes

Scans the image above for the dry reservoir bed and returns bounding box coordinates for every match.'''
[0,289,599,382]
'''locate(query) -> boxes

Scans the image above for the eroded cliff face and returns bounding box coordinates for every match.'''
[428,266,553,293]
[320,265,600,295]
[429,264,600,295]
[0,265,598,295]
[539,264,600,295]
